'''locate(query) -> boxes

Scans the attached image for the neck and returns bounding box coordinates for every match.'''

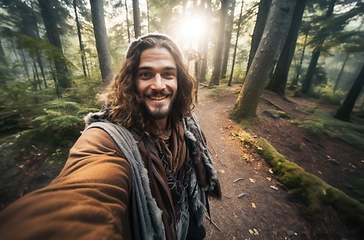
[155,117,168,131]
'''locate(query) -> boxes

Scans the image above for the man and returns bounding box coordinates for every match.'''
[0,33,221,240]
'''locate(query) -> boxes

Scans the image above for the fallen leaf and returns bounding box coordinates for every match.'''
[349,163,356,169]
[233,177,244,183]
[238,193,248,198]
[249,178,255,183]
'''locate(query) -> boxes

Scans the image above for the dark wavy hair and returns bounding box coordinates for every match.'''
[100,33,196,134]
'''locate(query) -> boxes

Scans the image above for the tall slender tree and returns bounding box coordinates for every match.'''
[265,0,308,96]
[38,0,72,90]
[198,0,212,83]
[132,0,141,38]
[73,0,88,79]
[228,0,245,86]
[221,0,236,79]
[301,0,337,94]
[90,0,113,84]
[209,0,230,87]
[246,0,271,74]
[334,63,364,121]
[231,0,296,121]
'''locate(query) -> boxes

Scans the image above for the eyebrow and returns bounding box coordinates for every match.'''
[137,66,177,71]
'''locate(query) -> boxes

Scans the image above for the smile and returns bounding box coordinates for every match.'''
[149,95,168,100]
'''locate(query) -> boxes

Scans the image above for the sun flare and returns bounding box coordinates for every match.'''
[173,13,209,50]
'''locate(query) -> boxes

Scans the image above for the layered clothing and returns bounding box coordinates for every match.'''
[0,113,221,240]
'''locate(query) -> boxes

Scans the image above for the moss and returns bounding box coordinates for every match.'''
[298,109,364,151]
[233,130,364,232]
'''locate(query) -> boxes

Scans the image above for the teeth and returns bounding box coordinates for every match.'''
[150,95,166,100]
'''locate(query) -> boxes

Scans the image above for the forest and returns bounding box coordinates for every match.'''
[1,0,364,131]
[1,0,364,238]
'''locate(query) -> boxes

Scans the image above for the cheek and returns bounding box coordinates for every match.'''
[170,80,178,92]
[136,80,145,95]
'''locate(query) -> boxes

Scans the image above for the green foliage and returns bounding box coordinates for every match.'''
[313,85,345,106]
[298,109,364,151]
[343,178,364,203]
[32,99,99,146]
[63,74,102,106]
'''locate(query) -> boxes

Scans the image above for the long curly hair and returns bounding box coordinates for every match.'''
[100,33,196,135]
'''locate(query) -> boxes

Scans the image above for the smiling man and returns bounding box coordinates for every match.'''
[137,47,178,126]
[0,33,221,240]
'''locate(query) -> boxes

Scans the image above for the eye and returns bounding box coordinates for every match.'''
[162,72,176,79]
[139,72,152,80]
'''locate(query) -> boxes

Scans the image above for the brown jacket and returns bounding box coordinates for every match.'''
[0,128,133,240]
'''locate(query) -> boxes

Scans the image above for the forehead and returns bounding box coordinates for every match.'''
[139,47,176,67]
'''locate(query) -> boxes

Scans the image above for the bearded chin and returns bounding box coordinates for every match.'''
[144,103,173,119]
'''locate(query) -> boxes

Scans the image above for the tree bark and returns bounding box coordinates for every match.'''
[73,0,88,79]
[265,0,308,96]
[228,1,244,86]
[199,0,212,83]
[291,32,308,88]
[334,63,364,121]
[231,0,296,121]
[334,53,349,92]
[221,0,236,79]
[38,0,71,90]
[300,0,336,94]
[90,0,113,84]
[246,0,271,74]
[132,0,141,38]
[209,0,230,87]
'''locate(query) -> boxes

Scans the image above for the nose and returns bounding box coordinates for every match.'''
[151,74,165,90]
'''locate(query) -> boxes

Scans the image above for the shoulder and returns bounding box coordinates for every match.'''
[72,127,124,158]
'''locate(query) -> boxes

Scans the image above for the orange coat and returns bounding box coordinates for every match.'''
[0,128,133,240]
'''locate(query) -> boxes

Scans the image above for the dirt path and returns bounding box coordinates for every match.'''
[194,87,358,240]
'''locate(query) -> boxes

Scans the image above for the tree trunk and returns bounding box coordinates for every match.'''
[231,0,296,121]
[38,0,71,90]
[265,0,307,96]
[199,0,212,83]
[291,32,308,88]
[301,45,321,94]
[132,0,141,38]
[246,0,271,74]
[334,53,349,92]
[125,0,131,43]
[221,0,236,79]
[300,0,336,94]
[73,0,88,79]
[228,1,244,86]
[90,0,113,84]
[209,0,230,87]
[334,63,364,121]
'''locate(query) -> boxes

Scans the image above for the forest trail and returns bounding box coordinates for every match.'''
[194,85,363,240]
[1,85,363,239]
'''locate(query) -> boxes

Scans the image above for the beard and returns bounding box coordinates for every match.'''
[142,89,175,120]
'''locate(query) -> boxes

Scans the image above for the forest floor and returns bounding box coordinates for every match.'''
[1,84,364,239]
[194,85,364,240]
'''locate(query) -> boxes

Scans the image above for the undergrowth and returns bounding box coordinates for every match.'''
[298,109,364,151]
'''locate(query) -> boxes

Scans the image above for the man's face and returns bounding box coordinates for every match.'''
[136,47,178,122]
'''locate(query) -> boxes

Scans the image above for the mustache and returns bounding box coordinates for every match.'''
[144,89,173,97]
